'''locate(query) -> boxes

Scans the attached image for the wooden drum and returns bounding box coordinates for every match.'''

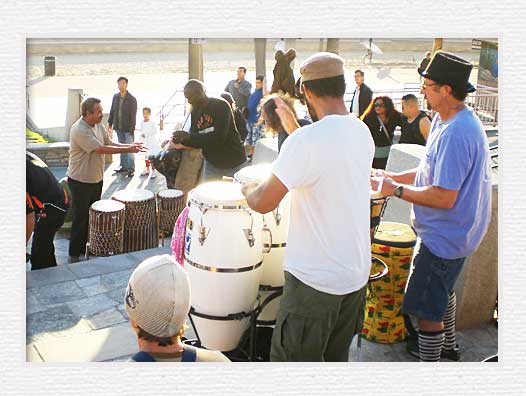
[87,199,125,257]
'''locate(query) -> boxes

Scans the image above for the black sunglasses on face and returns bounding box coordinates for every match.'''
[374,103,385,108]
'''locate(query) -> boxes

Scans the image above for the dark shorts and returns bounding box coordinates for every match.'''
[402,241,465,322]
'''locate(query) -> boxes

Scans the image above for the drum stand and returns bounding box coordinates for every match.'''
[185,288,283,362]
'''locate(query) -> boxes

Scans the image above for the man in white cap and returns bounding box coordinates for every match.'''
[125,255,230,362]
[241,52,374,361]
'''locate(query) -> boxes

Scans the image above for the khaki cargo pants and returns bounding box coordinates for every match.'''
[270,271,366,362]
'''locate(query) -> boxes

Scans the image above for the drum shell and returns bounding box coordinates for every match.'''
[157,190,186,233]
[112,193,157,253]
[88,203,125,257]
[185,201,263,351]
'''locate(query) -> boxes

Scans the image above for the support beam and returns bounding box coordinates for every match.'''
[188,39,204,81]
[254,38,267,78]
[64,88,83,141]
[432,38,443,54]
[326,38,340,54]
[319,38,326,52]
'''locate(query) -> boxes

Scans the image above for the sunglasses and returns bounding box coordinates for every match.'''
[374,103,385,108]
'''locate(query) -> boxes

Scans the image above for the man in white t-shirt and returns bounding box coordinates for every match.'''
[241,52,374,361]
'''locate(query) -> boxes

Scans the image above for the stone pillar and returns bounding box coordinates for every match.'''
[454,182,498,329]
[319,38,326,52]
[188,39,204,81]
[326,38,340,54]
[384,144,426,224]
[64,88,83,141]
[254,38,267,78]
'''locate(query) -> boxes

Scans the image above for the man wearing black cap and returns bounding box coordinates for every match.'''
[171,80,246,181]
[241,52,374,362]
[372,51,492,362]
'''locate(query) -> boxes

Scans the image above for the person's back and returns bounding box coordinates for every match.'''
[274,114,374,294]
[130,344,230,362]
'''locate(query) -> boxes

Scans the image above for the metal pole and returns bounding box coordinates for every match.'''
[254,38,267,78]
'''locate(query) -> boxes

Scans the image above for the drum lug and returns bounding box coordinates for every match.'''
[273,207,281,226]
[243,229,255,247]
[262,227,273,253]
[198,226,210,245]
[187,218,193,230]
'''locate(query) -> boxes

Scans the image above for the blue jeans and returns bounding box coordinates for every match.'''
[201,160,246,182]
[115,130,134,171]
[402,241,465,322]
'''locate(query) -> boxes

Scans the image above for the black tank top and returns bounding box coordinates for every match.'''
[400,111,428,146]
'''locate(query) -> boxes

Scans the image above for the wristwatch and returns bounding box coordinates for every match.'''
[394,185,404,199]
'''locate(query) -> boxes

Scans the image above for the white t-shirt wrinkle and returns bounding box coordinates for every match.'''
[272,114,374,295]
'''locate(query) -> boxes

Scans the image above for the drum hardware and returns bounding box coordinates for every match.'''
[261,227,273,254]
[272,206,282,226]
[198,208,210,245]
[187,218,193,230]
[242,209,256,247]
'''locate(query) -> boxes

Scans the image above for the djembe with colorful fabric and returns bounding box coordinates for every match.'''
[362,221,417,343]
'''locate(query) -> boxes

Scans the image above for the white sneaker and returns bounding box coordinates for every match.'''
[140,169,149,177]
[150,170,157,179]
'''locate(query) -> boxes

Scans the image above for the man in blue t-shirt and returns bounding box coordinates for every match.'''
[372,51,492,362]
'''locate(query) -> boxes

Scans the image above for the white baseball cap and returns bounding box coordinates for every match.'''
[124,254,191,338]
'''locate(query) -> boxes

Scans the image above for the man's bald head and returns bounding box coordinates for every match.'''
[184,79,206,105]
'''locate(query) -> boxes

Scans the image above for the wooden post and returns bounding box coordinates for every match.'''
[64,88,83,141]
[432,38,443,54]
[254,38,267,78]
[326,38,340,54]
[188,39,204,81]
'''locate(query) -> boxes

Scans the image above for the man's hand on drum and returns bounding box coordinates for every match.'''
[274,96,301,134]
[241,180,260,198]
[172,130,189,144]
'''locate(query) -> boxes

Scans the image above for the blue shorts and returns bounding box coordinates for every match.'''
[402,241,465,322]
[245,122,263,146]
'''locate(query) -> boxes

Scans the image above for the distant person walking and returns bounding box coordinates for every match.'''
[225,66,252,114]
[108,76,138,178]
[418,51,432,76]
[349,69,373,118]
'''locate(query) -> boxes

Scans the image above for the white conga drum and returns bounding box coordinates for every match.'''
[112,189,157,253]
[185,181,265,351]
[157,189,186,240]
[234,163,291,324]
[87,200,125,257]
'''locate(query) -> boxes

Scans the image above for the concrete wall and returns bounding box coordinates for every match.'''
[27,142,70,167]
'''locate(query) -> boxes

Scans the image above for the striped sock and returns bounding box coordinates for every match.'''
[443,292,457,351]
[418,330,445,362]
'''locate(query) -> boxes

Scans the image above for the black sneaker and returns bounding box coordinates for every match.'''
[126,170,135,178]
[406,337,461,361]
[113,167,127,174]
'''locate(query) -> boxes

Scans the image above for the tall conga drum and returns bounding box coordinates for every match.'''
[234,164,290,325]
[362,221,417,343]
[185,181,265,352]
[87,200,125,257]
[112,189,157,253]
[157,189,186,242]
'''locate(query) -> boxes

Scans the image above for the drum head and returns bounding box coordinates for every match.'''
[112,189,154,202]
[234,163,273,184]
[158,189,184,198]
[91,199,125,212]
[190,181,247,207]
[373,221,417,248]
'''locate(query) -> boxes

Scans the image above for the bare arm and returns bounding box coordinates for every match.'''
[95,143,145,155]
[380,178,459,209]
[374,168,418,185]
[419,116,431,141]
[241,175,289,214]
